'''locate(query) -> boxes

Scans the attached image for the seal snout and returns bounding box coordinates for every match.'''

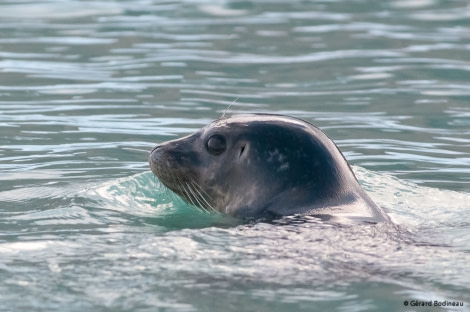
[149,143,175,179]
[148,143,180,192]
[148,139,198,189]
[148,145,162,176]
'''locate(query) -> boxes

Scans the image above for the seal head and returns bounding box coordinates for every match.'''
[149,114,389,223]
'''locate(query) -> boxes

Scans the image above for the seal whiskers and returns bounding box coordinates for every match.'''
[184,181,210,213]
[178,180,203,212]
[189,179,217,213]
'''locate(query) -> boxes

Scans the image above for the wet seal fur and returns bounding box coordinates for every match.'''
[149,114,390,223]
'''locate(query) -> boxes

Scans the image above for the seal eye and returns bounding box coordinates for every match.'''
[206,135,226,156]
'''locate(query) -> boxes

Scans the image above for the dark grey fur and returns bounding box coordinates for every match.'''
[149,114,390,223]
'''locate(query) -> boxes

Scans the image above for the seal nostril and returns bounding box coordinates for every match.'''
[151,145,161,154]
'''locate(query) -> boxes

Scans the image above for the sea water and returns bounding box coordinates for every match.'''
[0,0,469,311]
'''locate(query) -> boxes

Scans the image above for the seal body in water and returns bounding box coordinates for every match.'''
[149,114,390,223]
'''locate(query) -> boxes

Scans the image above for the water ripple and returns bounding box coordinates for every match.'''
[1,0,470,310]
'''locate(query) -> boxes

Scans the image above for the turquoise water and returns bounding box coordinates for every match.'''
[1,0,469,311]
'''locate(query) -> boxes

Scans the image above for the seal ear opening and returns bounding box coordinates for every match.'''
[239,145,246,158]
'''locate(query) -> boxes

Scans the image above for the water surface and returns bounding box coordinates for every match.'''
[0,0,469,311]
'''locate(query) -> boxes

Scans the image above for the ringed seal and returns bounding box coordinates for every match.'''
[149,114,389,223]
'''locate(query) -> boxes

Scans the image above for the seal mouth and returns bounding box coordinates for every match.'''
[149,156,214,213]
